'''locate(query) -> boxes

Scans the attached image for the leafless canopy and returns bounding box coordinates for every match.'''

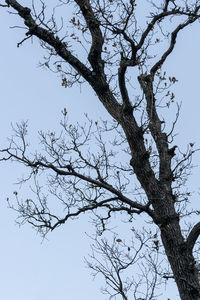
[1,1,200,299]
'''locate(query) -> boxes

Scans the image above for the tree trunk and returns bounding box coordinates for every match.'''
[157,203,200,299]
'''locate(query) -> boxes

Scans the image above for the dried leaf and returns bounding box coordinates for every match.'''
[116,238,122,243]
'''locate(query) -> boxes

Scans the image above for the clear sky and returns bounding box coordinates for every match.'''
[1,3,200,300]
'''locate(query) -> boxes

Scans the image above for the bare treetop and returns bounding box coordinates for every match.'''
[1,1,200,299]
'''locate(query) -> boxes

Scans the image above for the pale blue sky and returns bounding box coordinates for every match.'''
[1,3,200,300]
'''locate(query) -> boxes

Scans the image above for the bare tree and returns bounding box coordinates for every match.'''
[1,0,200,299]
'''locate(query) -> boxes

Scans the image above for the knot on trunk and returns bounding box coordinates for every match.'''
[168,145,177,157]
[155,212,179,228]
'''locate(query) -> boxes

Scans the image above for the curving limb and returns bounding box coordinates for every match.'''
[151,11,200,76]
[186,222,200,254]
[74,0,104,74]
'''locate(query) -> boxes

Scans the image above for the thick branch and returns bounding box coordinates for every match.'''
[138,74,172,183]
[51,198,149,231]
[186,222,200,253]
[6,0,92,81]
[5,0,124,122]
[151,14,200,75]
[31,161,154,216]
[51,197,119,230]
[118,56,133,114]
[74,0,104,73]
[0,3,9,6]
[137,9,181,50]
[137,6,200,52]
[163,0,171,12]
[0,148,154,218]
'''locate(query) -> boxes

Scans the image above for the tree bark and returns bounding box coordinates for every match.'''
[3,1,200,299]
[160,220,200,300]
[94,79,200,299]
